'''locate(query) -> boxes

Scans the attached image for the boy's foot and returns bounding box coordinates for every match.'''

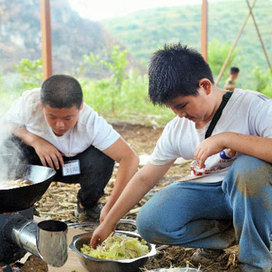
[191,248,224,266]
[75,203,103,222]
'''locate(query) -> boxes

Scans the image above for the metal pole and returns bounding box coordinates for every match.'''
[201,0,208,61]
[40,0,52,80]
[246,0,272,74]
[215,0,257,86]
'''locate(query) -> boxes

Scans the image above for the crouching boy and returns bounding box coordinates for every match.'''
[3,74,138,221]
[91,44,272,271]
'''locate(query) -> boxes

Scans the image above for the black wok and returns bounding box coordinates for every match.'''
[0,164,56,213]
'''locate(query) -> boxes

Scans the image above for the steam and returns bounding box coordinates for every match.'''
[0,121,26,182]
[0,123,23,182]
[0,74,26,183]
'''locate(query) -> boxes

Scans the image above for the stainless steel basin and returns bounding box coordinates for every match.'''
[69,230,156,272]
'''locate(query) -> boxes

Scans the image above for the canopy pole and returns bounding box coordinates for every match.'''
[215,0,257,86]
[201,0,208,61]
[246,0,272,74]
[40,0,52,80]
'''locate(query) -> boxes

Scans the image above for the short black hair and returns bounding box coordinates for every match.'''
[41,74,83,109]
[148,43,214,105]
[230,66,240,74]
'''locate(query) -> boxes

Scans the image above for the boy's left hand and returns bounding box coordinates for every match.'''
[194,134,226,168]
[90,221,116,249]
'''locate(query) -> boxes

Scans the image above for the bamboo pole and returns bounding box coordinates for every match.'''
[246,0,272,74]
[201,0,208,61]
[215,0,257,86]
[40,0,53,80]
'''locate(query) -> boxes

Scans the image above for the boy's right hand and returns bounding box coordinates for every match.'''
[90,221,116,249]
[32,138,64,170]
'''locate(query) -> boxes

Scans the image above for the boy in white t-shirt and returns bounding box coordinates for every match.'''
[224,66,240,91]
[3,74,139,221]
[90,44,272,271]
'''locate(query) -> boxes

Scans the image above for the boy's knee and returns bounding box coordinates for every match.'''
[136,204,183,245]
[234,155,272,182]
[136,205,167,244]
[233,155,268,171]
[136,206,155,242]
[80,146,114,173]
[225,155,272,203]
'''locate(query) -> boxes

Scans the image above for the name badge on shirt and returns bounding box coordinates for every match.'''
[62,160,81,176]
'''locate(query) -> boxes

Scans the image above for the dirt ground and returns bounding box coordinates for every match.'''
[34,123,242,272]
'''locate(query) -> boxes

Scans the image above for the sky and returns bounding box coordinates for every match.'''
[69,0,226,21]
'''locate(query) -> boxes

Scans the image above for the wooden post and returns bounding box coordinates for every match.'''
[215,0,257,86]
[201,0,208,61]
[246,0,272,74]
[40,0,52,80]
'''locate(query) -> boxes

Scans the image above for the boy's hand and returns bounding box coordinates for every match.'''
[194,134,225,168]
[90,221,116,249]
[32,138,64,170]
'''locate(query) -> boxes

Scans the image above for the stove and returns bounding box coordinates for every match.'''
[0,162,68,271]
[0,207,68,271]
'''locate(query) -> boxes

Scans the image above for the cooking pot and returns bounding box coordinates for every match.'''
[0,164,56,213]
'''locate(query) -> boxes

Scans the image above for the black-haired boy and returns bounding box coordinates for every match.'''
[4,74,139,221]
[224,66,240,91]
[91,44,272,271]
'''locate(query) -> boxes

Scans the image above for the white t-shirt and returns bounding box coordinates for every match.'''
[150,89,272,183]
[4,89,120,157]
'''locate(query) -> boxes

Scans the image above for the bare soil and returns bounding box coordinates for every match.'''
[32,123,250,272]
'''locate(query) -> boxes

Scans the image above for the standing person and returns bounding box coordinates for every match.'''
[224,66,240,91]
[91,44,272,272]
[3,74,139,221]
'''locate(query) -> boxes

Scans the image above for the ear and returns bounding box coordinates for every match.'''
[199,78,212,95]
[79,101,84,110]
[39,100,43,109]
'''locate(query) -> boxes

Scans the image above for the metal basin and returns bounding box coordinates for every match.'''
[69,230,156,272]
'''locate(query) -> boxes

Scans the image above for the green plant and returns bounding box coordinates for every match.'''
[13,58,42,90]
[208,39,238,87]
[252,67,272,97]
[81,71,175,126]
[82,46,128,113]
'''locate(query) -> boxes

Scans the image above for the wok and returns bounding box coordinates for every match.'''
[0,164,56,213]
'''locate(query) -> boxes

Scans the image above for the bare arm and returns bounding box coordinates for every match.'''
[195,132,272,168]
[6,124,63,169]
[224,83,235,91]
[99,137,139,222]
[90,161,174,248]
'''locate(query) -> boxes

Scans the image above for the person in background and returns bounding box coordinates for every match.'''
[3,74,139,221]
[91,44,272,272]
[224,66,240,91]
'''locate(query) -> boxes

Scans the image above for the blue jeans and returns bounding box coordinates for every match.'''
[136,155,272,272]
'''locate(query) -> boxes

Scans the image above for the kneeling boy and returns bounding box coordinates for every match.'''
[91,44,272,271]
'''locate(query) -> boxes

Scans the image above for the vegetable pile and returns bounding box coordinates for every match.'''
[80,234,149,260]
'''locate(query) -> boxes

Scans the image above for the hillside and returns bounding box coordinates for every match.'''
[0,0,117,76]
[103,0,272,86]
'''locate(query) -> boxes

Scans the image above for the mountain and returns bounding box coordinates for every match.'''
[102,0,272,86]
[0,0,117,75]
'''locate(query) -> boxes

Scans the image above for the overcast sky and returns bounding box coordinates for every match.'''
[69,0,227,21]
